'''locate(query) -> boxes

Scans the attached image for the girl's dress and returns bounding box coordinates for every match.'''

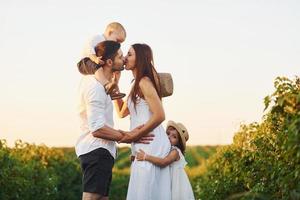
[170,146,195,200]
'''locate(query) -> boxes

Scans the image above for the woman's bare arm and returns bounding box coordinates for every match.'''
[112,72,130,118]
[114,97,130,118]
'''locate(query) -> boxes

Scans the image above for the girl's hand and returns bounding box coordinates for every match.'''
[136,149,146,161]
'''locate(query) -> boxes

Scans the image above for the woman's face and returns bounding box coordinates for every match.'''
[124,47,136,71]
[167,126,179,146]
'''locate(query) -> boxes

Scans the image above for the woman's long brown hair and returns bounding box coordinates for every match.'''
[130,43,162,107]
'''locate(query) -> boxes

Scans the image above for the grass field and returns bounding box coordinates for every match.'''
[110,145,219,199]
[0,140,218,200]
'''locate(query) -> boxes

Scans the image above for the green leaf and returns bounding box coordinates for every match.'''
[264,96,271,111]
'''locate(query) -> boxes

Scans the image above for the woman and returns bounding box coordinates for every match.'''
[114,43,171,200]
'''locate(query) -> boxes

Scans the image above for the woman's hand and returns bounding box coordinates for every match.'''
[112,71,121,85]
[135,133,155,144]
[136,149,147,161]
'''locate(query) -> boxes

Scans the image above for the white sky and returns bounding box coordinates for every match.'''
[0,0,299,147]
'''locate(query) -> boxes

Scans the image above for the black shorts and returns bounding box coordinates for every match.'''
[79,148,114,196]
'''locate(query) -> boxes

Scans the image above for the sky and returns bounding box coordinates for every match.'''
[0,0,299,147]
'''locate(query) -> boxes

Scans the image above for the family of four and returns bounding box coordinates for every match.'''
[75,22,195,200]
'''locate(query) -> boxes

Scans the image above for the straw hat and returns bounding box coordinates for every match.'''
[158,73,173,97]
[167,120,189,151]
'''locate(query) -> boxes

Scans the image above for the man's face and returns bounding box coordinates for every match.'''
[112,49,124,71]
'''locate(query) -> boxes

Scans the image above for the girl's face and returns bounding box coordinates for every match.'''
[124,47,136,71]
[167,126,179,146]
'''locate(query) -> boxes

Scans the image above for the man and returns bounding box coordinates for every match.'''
[78,22,126,99]
[76,40,139,200]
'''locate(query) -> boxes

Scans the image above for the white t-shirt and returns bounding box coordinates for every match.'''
[81,34,105,58]
[75,75,116,158]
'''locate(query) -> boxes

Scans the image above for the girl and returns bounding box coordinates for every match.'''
[136,120,195,200]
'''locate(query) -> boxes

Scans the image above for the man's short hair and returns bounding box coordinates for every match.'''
[94,40,121,63]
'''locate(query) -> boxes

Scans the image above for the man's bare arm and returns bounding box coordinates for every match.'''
[92,125,123,141]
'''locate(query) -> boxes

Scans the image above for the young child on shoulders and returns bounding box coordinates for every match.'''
[77,22,126,99]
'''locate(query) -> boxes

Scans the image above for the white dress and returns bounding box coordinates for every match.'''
[170,146,195,200]
[126,97,172,200]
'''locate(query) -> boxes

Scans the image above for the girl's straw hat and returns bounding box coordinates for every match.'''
[167,120,189,150]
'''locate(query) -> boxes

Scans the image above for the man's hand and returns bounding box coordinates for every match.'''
[118,132,134,144]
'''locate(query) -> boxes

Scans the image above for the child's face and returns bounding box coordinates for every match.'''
[166,126,179,146]
[109,31,126,43]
